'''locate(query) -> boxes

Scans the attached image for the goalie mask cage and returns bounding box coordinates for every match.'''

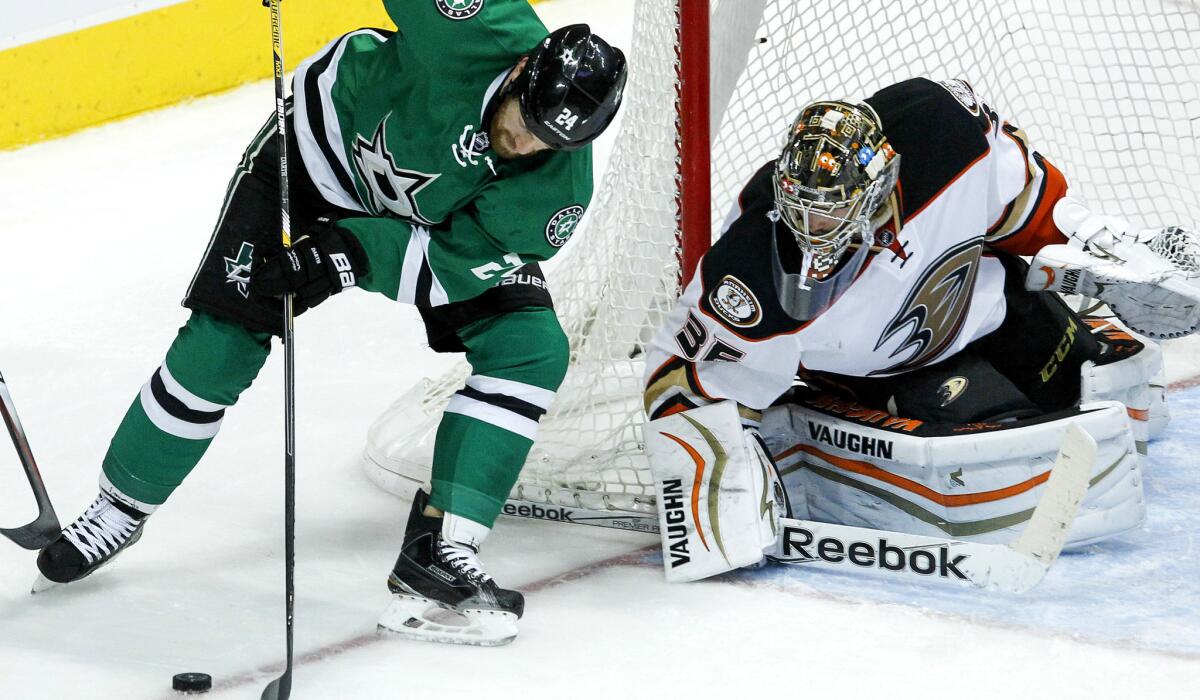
[364,0,1200,516]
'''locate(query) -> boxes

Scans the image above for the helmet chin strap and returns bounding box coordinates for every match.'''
[861,223,876,249]
[798,207,814,289]
[768,207,815,290]
[798,251,813,290]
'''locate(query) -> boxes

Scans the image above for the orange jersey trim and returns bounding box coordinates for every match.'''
[988,156,1069,255]
[986,123,1033,236]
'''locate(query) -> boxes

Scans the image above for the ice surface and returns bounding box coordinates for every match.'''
[748,389,1200,657]
[1,1,1198,698]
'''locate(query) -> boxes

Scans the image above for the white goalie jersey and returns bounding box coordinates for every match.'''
[644,78,1072,421]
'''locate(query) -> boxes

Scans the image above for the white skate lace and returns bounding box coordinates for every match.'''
[61,495,142,564]
[436,539,493,583]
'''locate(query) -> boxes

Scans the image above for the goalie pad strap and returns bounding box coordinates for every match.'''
[1053,197,1131,249]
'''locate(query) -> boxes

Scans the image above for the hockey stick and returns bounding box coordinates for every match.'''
[261,1,295,699]
[504,423,1096,594]
[0,372,61,549]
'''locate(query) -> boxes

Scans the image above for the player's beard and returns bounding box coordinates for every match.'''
[489,129,522,160]
[489,97,544,160]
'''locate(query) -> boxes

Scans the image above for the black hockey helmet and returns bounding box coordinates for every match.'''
[513,24,628,150]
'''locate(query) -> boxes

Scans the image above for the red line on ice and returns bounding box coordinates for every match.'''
[160,546,658,698]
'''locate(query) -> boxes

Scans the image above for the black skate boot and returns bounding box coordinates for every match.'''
[378,490,523,646]
[33,491,150,593]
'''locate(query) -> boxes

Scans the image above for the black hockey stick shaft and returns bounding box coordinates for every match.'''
[261,1,295,699]
[0,372,61,549]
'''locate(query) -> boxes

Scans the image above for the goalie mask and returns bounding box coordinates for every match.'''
[771,101,900,319]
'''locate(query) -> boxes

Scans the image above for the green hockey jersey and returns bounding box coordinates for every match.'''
[292,0,593,306]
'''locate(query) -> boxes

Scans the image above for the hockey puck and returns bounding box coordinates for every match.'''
[172,672,212,693]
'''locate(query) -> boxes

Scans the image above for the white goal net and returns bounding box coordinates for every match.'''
[364,0,1200,516]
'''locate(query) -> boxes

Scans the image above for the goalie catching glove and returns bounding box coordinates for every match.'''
[250,219,368,313]
[1027,197,1200,339]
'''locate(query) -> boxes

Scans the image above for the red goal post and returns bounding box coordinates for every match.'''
[678,0,711,286]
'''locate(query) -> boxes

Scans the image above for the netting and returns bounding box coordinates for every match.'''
[709,0,1200,239]
[1149,227,1200,273]
[365,0,1200,515]
[365,0,685,513]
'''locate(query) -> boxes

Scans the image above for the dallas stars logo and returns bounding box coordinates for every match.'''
[352,119,440,224]
[224,242,254,298]
[435,0,484,21]
[545,205,584,248]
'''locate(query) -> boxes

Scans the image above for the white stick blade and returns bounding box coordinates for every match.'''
[1010,423,1097,566]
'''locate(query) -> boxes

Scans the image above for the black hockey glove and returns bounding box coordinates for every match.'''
[250,220,368,313]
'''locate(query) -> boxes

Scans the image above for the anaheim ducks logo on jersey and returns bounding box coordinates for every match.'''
[709,276,762,328]
[937,79,981,116]
[871,239,983,375]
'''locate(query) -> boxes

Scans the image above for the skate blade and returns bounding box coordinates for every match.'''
[30,573,61,595]
[377,594,518,647]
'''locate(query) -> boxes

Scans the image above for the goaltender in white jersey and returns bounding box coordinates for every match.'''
[642,78,1200,583]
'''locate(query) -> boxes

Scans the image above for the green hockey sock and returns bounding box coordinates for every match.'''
[101,312,271,506]
[427,307,568,527]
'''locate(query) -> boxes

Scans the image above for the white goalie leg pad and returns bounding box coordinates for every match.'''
[1080,334,1169,448]
[646,401,780,582]
[1146,348,1170,439]
[761,397,1144,549]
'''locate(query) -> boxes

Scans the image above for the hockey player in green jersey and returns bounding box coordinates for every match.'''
[34,0,627,646]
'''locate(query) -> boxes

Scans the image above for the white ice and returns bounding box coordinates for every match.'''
[1,1,1199,698]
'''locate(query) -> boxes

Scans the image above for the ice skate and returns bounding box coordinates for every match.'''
[378,490,523,646]
[32,491,150,593]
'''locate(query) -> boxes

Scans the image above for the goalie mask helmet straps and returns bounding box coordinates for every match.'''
[513,24,628,151]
